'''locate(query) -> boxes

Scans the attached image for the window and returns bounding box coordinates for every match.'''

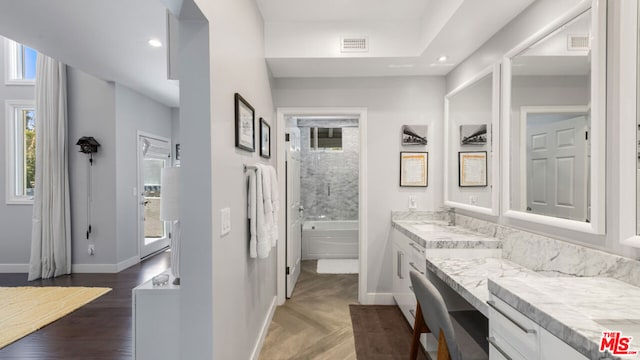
[6,100,36,204]
[4,38,37,84]
[310,127,342,151]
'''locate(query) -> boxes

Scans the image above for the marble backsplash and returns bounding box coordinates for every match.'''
[455,214,640,287]
[300,126,359,220]
[395,210,640,288]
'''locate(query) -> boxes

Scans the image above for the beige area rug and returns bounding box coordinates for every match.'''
[0,286,111,349]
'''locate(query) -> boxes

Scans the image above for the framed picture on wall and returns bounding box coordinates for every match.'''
[460,124,488,145]
[400,151,428,187]
[260,118,271,158]
[459,151,488,187]
[234,93,255,152]
[401,125,428,145]
[175,144,181,160]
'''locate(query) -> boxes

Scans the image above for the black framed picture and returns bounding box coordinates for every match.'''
[260,118,271,159]
[401,125,428,146]
[234,93,255,152]
[460,124,488,145]
[459,151,488,187]
[400,151,428,187]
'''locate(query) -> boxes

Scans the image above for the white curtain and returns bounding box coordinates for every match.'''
[28,54,71,281]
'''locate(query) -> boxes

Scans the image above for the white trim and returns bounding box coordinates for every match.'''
[619,0,640,247]
[276,107,368,306]
[444,64,500,216]
[117,255,141,272]
[3,38,35,86]
[5,99,35,205]
[250,296,277,360]
[363,293,395,305]
[501,0,606,235]
[0,264,29,273]
[71,255,140,273]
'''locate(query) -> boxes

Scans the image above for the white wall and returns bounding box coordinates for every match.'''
[180,0,277,358]
[0,41,175,270]
[67,68,118,266]
[115,84,173,264]
[272,76,445,294]
[0,36,36,267]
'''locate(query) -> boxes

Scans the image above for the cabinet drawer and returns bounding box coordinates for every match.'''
[488,296,538,360]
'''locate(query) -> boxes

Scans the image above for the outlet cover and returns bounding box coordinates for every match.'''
[221,208,231,236]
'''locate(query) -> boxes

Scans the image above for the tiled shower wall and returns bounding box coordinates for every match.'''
[300,125,359,220]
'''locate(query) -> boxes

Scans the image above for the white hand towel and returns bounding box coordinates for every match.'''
[247,169,257,258]
[269,165,279,246]
[255,165,271,258]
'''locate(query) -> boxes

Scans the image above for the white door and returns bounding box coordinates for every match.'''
[286,128,302,298]
[526,116,588,221]
[138,134,172,258]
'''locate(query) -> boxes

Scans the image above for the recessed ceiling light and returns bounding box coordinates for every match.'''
[148,39,163,48]
[437,55,448,62]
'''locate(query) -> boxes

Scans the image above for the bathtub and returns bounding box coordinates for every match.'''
[302,220,359,260]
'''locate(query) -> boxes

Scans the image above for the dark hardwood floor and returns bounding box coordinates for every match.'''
[0,251,170,360]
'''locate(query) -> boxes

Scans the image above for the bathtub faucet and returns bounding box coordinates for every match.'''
[447,208,456,226]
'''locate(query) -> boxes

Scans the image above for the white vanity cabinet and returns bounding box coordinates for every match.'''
[391,228,426,324]
[488,295,588,360]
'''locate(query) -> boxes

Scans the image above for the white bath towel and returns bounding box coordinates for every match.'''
[248,165,271,258]
[247,169,257,258]
[268,165,279,246]
[259,164,274,247]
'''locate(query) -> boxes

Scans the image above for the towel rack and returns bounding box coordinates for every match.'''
[244,164,258,172]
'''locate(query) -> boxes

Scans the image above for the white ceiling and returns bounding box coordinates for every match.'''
[262,0,536,78]
[0,0,178,107]
[257,0,431,22]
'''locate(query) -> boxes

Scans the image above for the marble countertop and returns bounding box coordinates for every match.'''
[424,256,541,317]
[489,277,640,360]
[392,220,502,250]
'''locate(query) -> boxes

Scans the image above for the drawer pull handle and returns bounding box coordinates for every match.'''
[487,337,513,360]
[409,309,416,319]
[409,262,425,275]
[409,242,425,254]
[487,301,536,334]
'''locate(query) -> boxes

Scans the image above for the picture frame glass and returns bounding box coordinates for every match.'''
[459,151,487,187]
[400,152,428,187]
[260,119,270,158]
[238,101,254,149]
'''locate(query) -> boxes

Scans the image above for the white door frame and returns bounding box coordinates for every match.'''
[136,130,172,259]
[276,107,368,305]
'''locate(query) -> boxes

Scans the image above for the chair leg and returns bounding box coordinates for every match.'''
[410,303,430,360]
[436,329,452,360]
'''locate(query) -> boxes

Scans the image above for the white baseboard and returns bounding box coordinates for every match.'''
[363,292,395,305]
[117,255,140,272]
[250,296,278,360]
[72,256,140,273]
[0,264,29,273]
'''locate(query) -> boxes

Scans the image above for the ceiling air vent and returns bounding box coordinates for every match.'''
[341,36,368,53]
[567,35,590,51]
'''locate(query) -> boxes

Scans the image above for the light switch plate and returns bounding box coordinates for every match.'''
[220,208,231,236]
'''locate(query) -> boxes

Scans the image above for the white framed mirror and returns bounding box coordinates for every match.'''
[619,0,640,247]
[501,0,606,234]
[444,64,500,215]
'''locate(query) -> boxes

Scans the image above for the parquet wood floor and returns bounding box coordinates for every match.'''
[260,260,359,360]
